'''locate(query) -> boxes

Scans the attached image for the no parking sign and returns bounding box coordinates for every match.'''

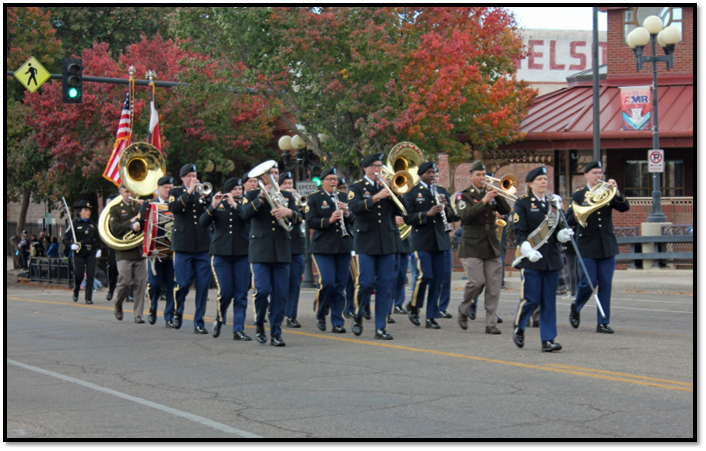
[648,149,664,173]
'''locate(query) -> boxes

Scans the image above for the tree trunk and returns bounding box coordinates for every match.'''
[9,186,31,269]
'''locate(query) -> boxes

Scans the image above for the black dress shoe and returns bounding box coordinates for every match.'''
[352,316,363,336]
[211,320,222,338]
[194,326,208,334]
[134,317,145,324]
[542,340,563,352]
[106,291,114,301]
[425,318,441,329]
[469,302,477,320]
[331,325,346,333]
[457,309,469,331]
[387,314,396,324]
[569,303,580,329]
[394,305,407,314]
[532,320,540,328]
[127,294,134,303]
[316,317,326,331]
[496,315,503,324]
[439,310,453,319]
[148,310,156,325]
[72,293,78,302]
[596,324,614,334]
[173,314,183,330]
[513,326,524,348]
[363,305,372,320]
[485,326,502,335]
[255,324,267,343]
[233,331,252,341]
[344,312,354,319]
[286,317,301,328]
[165,321,175,329]
[270,334,286,347]
[85,299,93,305]
[114,308,123,321]
[375,328,393,340]
[406,304,420,326]
[160,293,166,302]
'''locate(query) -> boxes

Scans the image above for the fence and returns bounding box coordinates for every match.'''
[28,257,74,286]
[660,224,694,268]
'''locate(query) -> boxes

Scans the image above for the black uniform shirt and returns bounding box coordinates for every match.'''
[305,190,354,255]
[403,182,455,253]
[199,200,250,256]
[348,177,405,256]
[72,218,102,256]
[168,186,211,254]
[512,192,562,271]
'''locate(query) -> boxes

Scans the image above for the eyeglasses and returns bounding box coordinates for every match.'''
[323,177,338,182]
[370,164,383,168]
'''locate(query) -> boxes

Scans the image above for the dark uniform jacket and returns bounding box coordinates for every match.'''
[305,190,354,255]
[168,186,211,254]
[72,218,102,257]
[240,188,302,263]
[199,200,250,257]
[403,182,458,253]
[348,178,405,256]
[290,207,306,255]
[108,199,143,260]
[457,184,512,259]
[566,186,630,259]
[512,191,563,271]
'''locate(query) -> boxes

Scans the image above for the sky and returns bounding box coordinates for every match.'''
[508,7,607,31]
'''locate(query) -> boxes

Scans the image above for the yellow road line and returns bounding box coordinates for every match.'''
[7,296,692,393]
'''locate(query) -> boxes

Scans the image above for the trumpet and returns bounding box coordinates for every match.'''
[194,182,213,196]
[291,191,308,208]
[484,174,518,202]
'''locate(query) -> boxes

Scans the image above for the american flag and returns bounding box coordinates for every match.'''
[147,82,162,153]
[103,91,133,186]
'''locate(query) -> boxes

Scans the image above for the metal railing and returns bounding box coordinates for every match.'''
[660,224,693,267]
[29,257,74,286]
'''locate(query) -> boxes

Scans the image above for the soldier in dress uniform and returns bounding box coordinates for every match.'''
[403,162,458,330]
[511,167,574,352]
[200,177,252,341]
[434,168,457,319]
[240,161,302,347]
[168,164,212,333]
[392,216,411,316]
[279,172,306,329]
[337,177,358,318]
[109,186,147,323]
[347,153,405,340]
[566,161,630,333]
[306,168,354,333]
[70,200,102,305]
[138,176,175,326]
[456,161,512,335]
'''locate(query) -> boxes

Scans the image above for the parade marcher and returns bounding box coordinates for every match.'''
[70,200,102,305]
[306,168,354,333]
[392,216,411,316]
[348,153,405,340]
[403,162,457,330]
[280,172,306,329]
[337,178,358,318]
[243,174,259,193]
[511,167,573,352]
[434,169,457,319]
[456,161,512,335]
[109,187,147,322]
[566,161,630,333]
[139,176,176,327]
[240,161,302,347]
[200,177,252,341]
[168,164,213,333]
[562,222,581,299]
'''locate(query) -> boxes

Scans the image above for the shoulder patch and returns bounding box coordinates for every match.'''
[348,191,355,200]
[304,205,310,214]
[242,198,249,204]
[513,212,520,223]
[169,195,175,203]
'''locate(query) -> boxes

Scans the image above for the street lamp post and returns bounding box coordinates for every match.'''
[626,16,681,223]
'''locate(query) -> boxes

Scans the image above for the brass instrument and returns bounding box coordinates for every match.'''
[571,181,617,228]
[511,195,561,268]
[431,183,453,233]
[333,189,350,237]
[291,191,308,208]
[248,160,293,231]
[484,174,519,203]
[495,218,507,242]
[384,142,424,240]
[194,182,213,196]
[101,142,165,251]
[375,169,408,217]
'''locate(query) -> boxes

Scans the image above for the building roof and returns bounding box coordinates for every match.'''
[499,83,693,150]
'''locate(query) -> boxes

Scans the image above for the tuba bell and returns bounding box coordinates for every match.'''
[385,142,424,240]
[571,181,617,228]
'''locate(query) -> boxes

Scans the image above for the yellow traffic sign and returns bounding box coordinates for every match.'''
[14,56,51,93]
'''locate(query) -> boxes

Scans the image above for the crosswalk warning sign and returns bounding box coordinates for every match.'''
[14,56,51,93]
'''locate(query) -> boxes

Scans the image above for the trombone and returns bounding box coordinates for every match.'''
[484,174,519,202]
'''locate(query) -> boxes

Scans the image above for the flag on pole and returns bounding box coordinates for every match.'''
[103,82,134,186]
[147,81,162,153]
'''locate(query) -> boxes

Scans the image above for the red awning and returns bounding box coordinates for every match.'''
[498,84,693,150]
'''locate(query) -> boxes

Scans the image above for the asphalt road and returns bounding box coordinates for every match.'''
[6,285,693,439]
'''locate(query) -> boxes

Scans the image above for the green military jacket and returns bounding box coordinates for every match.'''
[456,184,511,259]
[108,199,144,261]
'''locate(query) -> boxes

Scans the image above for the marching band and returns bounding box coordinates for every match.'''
[66,140,628,353]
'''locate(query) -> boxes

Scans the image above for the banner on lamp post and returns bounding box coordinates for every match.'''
[621,86,652,131]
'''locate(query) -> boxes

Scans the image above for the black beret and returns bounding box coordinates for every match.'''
[320,168,337,180]
[278,171,292,185]
[362,153,384,168]
[418,162,437,175]
[469,161,486,173]
[157,176,174,186]
[584,161,602,173]
[75,200,94,209]
[337,177,347,186]
[223,177,242,193]
[180,164,197,177]
[242,174,256,184]
[525,166,548,183]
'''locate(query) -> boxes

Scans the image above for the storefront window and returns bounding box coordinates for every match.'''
[625,160,683,196]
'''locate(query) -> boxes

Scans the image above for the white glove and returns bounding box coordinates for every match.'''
[520,241,543,262]
[551,194,563,209]
[96,249,102,258]
[71,243,79,251]
[557,228,574,243]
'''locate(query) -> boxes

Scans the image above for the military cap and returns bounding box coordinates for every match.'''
[525,166,548,183]
[337,177,347,187]
[158,176,174,186]
[584,160,602,173]
[469,161,486,173]
[320,168,337,180]
[180,164,197,177]
[75,200,94,210]
[278,171,292,185]
[223,177,242,193]
[418,162,437,175]
[362,153,385,168]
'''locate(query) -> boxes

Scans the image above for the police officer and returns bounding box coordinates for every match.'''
[70,200,102,305]
[109,186,147,323]
[240,161,302,347]
[279,172,306,329]
[456,161,512,335]
[566,161,630,333]
[434,168,457,319]
[200,177,252,341]
[168,164,212,333]
[348,153,405,340]
[403,162,457,330]
[511,167,574,352]
[306,168,354,333]
[139,176,176,327]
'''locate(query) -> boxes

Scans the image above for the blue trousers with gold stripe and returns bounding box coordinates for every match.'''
[356,253,395,330]
[313,253,351,328]
[252,262,289,337]
[574,256,615,325]
[438,249,453,312]
[147,258,175,323]
[394,253,410,308]
[409,250,445,320]
[285,254,304,319]
[514,268,559,342]
[211,255,250,332]
[174,251,211,329]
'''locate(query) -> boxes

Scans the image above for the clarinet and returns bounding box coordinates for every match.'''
[333,189,350,237]
[431,183,454,233]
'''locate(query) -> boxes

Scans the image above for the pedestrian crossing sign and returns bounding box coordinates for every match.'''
[14,56,51,93]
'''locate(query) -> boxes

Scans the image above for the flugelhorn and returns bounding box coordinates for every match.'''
[484,174,518,202]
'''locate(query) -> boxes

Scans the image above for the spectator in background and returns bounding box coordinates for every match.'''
[46,236,60,257]
[30,235,42,258]
[18,232,30,268]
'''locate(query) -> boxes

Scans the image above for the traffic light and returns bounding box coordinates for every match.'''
[62,58,83,103]
[311,176,322,187]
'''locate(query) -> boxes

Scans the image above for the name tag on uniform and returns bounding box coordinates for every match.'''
[322,201,330,209]
[363,191,371,198]
[531,204,541,212]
